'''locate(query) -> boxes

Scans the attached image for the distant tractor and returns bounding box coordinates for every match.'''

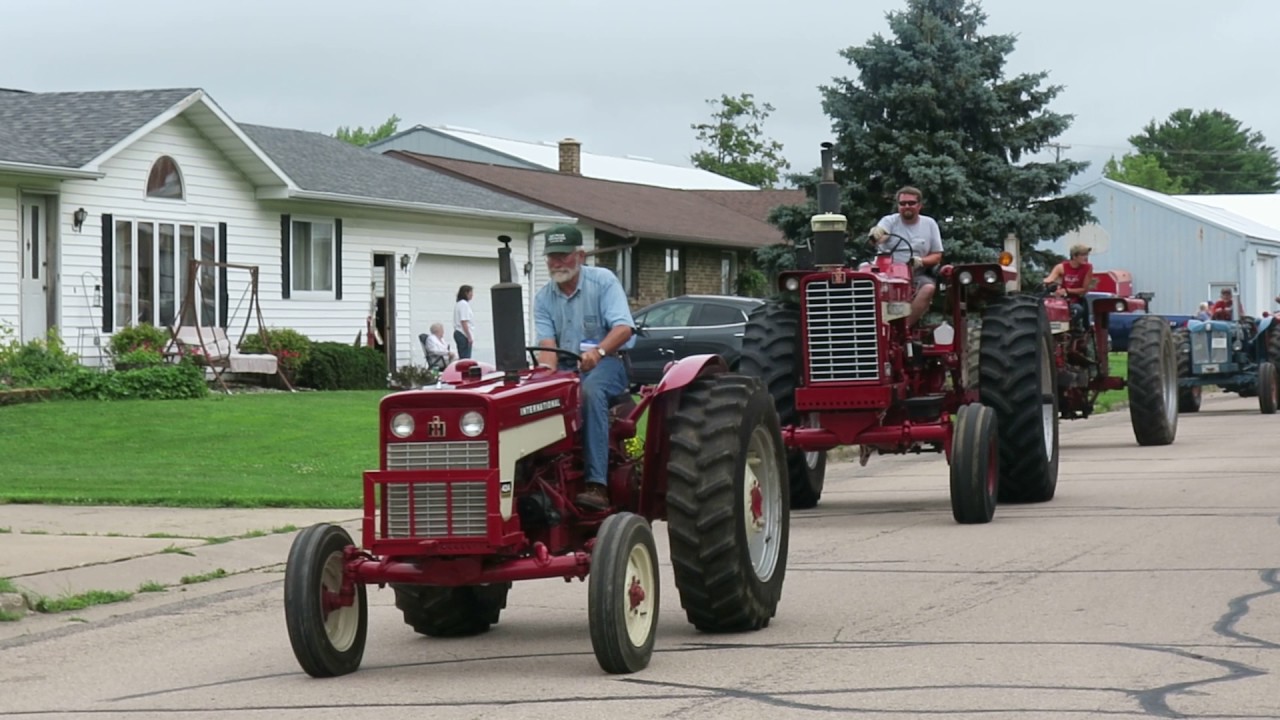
[1039,276,1180,446]
[740,142,1058,524]
[284,236,790,678]
[1173,314,1280,414]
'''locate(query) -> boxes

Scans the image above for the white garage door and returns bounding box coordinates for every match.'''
[412,254,528,367]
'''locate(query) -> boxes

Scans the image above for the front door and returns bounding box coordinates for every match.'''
[373,253,395,374]
[20,195,51,343]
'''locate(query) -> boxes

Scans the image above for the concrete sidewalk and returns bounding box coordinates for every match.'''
[0,505,360,626]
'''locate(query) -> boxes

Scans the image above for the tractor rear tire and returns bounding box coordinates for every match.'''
[1258,362,1279,414]
[392,583,510,637]
[1265,323,1280,364]
[284,524,367,678]
[740,300,826,509]
[1173,327,1201,413]
[1127,315,1179,445]
[949,403,999,524]
[978,295,1059,504]
[667,374,789,633]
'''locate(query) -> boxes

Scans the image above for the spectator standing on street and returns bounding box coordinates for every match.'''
[453,285,475,359]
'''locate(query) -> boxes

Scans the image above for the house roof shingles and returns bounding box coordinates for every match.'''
[694,189,807,225]
[392,152,793,249]
[241,125,567,218]
[0,88,198,167]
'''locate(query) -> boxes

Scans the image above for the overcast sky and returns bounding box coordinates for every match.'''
[6,0,1278,191]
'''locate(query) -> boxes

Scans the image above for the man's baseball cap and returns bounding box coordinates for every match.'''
[542,225,584,255]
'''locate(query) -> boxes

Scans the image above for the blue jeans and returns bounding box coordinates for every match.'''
[581,356,628,486]
[454,331,472,359]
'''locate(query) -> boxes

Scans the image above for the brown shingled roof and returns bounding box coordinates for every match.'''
[388,151,791,249]
[693,189,808,225]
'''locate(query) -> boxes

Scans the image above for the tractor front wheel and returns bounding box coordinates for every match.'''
[740,300,826,509]
[284,523,367,678]
[392,583,510,637]
[667,374,789,632]
[1258,362,1279,414]
[588,512,660,674]
[1127,315,1179,445]
[1173,327,1201,413]
[949,403,999,524]
[979,295,1059,503]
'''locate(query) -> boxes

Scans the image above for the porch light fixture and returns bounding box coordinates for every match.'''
[399,254,411,273]
[72,207,87,232]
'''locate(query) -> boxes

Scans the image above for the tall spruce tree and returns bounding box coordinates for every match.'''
[768,0,1091,275]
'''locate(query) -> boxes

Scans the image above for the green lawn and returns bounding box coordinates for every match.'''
[1094,352,1129,413]
[0,392,384,508]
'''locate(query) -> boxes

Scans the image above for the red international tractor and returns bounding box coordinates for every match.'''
[1037,268,1179,445]
[741,143,1060,524]
[283,237,790,678]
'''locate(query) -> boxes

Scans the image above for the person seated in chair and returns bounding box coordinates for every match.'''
[533,225,636,512]
[1043,244,1095,329]
[420,323,456,372]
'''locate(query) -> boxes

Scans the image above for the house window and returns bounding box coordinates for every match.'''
[146,156,185,199]
[113,219,220,329]
[720,252,737,295]
[291,219,335,294]
[665,247,685,297]
[614,246,635,296]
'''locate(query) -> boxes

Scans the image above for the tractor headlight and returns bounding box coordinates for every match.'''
[1233,339,1243,351]
[958,271,974,285]
[390,412,415,438]
[983,270,998,284]
[1115,301,1126,312]
[784,277,800,292]
[460,411,485,437]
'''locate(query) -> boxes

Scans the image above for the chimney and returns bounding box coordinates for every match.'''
[558,138,581,175]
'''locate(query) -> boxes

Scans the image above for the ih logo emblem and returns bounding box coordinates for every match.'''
[427,416,446,438]
[831,268,847,285]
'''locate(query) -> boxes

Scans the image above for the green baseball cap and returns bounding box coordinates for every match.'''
[542,225,583,255]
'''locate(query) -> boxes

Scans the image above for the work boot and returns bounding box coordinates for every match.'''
[575,484,610,511]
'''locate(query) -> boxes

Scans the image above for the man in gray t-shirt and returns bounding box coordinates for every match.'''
[868,186,944,326]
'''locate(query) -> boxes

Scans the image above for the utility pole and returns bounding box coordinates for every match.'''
[1047,142,1071,162]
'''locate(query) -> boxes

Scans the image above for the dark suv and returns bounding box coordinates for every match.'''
[628,295,765,385]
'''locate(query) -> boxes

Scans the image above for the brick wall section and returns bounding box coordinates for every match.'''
[628,244,747,309]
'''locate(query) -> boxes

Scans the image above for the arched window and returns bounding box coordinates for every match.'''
[146,156,184,199]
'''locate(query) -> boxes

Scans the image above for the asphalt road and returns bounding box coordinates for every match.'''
[1,393,1278,719]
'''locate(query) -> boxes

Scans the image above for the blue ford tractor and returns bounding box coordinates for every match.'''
[1173,314,1280,414]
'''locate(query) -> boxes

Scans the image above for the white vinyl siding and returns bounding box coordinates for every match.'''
[0,186,19,333]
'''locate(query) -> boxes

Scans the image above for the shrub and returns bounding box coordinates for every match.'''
[113,348,165,370]
[109,324,169,358]
[389,364,436,390]
[60,363,209,401]
[240,327,312,380]
[297,342,385,390]
[735,267,768,298]
[0,328,81,388]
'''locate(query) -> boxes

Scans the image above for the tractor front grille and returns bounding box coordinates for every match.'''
[385,481,488,538]
[387,441,489,470]
[1191,330,1229,365]
[804,278,880,382]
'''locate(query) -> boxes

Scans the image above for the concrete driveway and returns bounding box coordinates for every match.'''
[1,393,1277,718]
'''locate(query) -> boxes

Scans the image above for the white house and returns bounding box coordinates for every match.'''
[0,88,574,372]
[1051,179,1280,318]
[367,125,756,190]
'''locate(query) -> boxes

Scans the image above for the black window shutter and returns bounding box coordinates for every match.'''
[334,218,343,300]
[280,214,291,299]
[100,214,114,332]
[218,223,229,328]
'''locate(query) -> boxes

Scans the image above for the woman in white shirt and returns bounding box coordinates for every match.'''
[453,285,475,359]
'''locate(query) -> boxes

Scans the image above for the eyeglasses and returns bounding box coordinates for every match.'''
[898,200,919,207]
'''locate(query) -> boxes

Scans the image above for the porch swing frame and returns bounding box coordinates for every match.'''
[166,260,295,393]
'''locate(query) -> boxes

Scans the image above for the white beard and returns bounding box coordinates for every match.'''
[549,265,580,284]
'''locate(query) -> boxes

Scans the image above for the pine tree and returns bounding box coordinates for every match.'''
[769,0,1091,275]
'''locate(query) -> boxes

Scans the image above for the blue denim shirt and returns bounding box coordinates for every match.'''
[534,265,636,361]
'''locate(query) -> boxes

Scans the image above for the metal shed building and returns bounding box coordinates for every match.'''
[1047,178,1280,318]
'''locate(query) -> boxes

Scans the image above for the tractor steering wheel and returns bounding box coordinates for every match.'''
[874,233,921,267]
[526,345,582,371]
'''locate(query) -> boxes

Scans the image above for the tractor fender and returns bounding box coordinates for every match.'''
[652,354,730,395]
[1258,315,1275,335]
